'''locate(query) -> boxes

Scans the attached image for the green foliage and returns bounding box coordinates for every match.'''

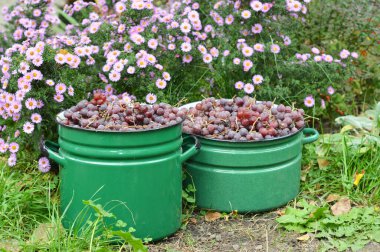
[301,0,380,108]
[277,199,380,251]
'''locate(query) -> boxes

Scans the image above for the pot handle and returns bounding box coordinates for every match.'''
[302,128,319,144]
[180,135,201,163]
[43,140,66,166]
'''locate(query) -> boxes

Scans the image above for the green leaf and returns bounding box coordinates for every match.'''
[110,230,147,252]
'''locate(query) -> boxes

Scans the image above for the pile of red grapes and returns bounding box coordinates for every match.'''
[60,93,186,131]
[182,97,305,141]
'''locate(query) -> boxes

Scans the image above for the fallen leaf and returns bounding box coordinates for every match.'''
[317,159,330,168]
[205,211,222,222]
[276,210,285,216]
[189,218,197,224]
[331,198,351,216]
[297,234,310,241]
[326,194,341,203]
[353,170,365,186]
[340,125,354,133]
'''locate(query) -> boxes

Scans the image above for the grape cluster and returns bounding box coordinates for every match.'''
[182,96,305,141]
[60,93,186,131]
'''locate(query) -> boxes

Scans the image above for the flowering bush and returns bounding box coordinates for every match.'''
[0,0,361,170]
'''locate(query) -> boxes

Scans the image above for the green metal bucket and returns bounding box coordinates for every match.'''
[44,112,200,241]
[184,128,319,213]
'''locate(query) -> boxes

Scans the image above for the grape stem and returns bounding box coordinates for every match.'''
[249,117,261,133]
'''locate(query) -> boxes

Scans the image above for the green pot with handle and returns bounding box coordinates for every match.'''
[44,112,200,241]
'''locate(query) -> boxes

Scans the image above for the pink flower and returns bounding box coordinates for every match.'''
[210,47,219,57]
[321,99,326,109]
[8,154,16,167]
[156,79,167,89]
[311,47,320,54]
[163,72,171,81]
[203,54,213,63]
[250,1,263,12]
[253,43,265,52]
[198,45,207,54]
[252,23,263,34]
[339,49,350,59]
[23,121,34,134]
[127,66,136,74]
[146,93,157,104]
[235,81,244,90]
[252,74,264,85]
[54,94,64,103]
[115,2,126,13]
[46,80,55,86]
[351,52,359,58]
[180,22,192,33]
[55,83,67,94]
[54,54,65,64]
[323,55,333,63]
[137,58,147,68]
[38,157,50,173]
[327,86,335,95]
[225,14,234,25]
[68,86,74,96]
[9,142,19,153]
[270,44,281,54]
[242,46,254,57]
[243,60,253,71]
[183,55,193,63]
[25,98,37,110]
[314,56,322,62]
[241,10,252,19]
[244,83,254,94]
[31,113,42,123]
[181,42,192,52]
[109,70,121,82]
[148,39,158,50]
[233,58,241,65]
[304,96,315,108]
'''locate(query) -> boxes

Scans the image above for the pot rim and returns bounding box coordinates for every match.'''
[55,111,184,133]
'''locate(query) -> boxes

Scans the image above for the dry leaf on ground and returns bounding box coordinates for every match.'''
[205,211,222,222]
[326,194,341,203]
[317,159,330,168]
[297,234,310,241]
[331,198,351,216]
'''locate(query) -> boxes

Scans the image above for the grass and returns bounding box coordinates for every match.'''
[0,162,145,251]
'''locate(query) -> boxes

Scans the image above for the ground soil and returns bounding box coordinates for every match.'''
[148,211,380,252]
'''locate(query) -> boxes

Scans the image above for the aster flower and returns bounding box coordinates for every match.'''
[180,22,192,33]
[339,49,350,59]
[162,72,171,81]
[25,98,37,110]
[241,10,252,19]
[146,93,157,104]
[23,121,34,134]
[156,79,167,89]
[270,44,281,54]
[253,43,265,52]
[242,46,254,57]
[203,54,213,64]
[252,23,263,34]
[181,42,192,52]
[244,83,254,94]
[54,94,64,103]
[304,96,315,107]
[55,83,67,94]
[311,47,320,54]
[54,54,66,64]
[327,86,335,95]
[109,70,121,82]
[9,142,19,153]
[252,74,264,85]
[38,157,50,173]
[250,1,263,12]
[31,113,42,123]
[235,81,244,90]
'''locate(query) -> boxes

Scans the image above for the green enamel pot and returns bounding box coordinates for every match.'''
[181,101,319,212]
[44,112,200,241]
[183,128,318,212]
